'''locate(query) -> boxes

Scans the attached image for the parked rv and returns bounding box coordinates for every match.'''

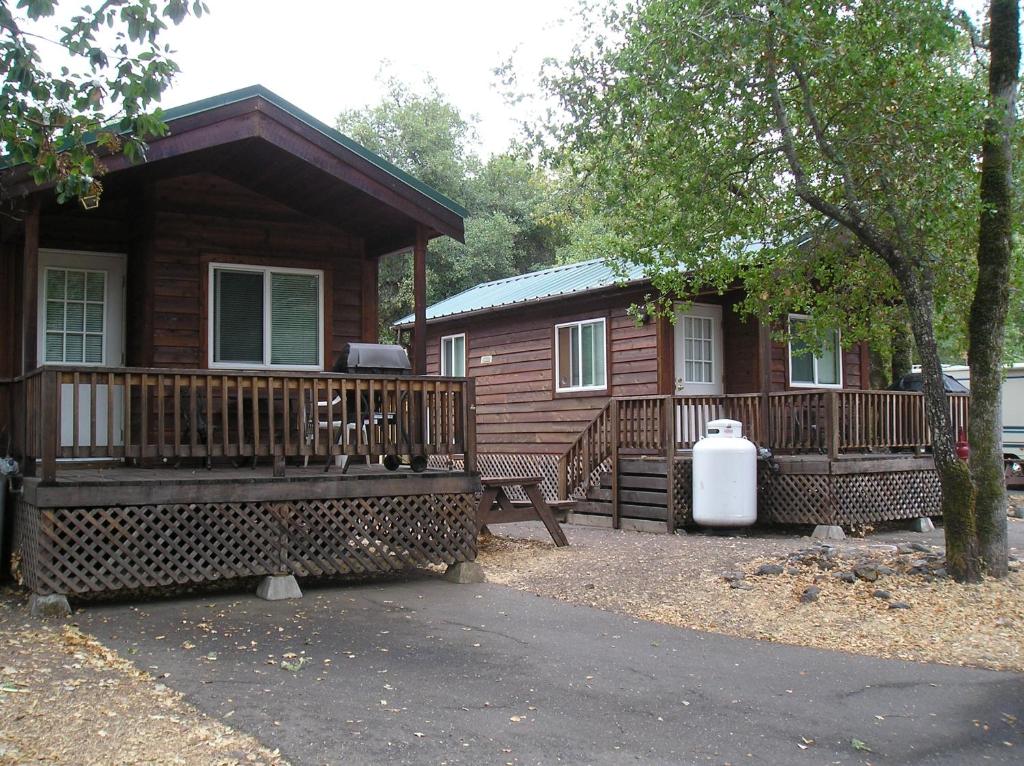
[944,364,1024,486]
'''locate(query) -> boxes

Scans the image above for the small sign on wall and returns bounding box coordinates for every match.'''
[480,355,493,364]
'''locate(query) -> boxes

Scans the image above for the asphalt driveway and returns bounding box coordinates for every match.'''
[76,575,1022,766]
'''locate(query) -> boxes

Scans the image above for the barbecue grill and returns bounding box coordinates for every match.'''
[317,343,426,473]
[333,343,413,375]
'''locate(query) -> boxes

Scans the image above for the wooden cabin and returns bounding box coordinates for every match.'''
[395,258,968,530]
[0,87,480,600]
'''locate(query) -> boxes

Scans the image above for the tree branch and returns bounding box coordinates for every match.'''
[791,61,861,212]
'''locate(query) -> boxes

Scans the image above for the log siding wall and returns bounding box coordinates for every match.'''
[423,287,866,454]
[31,173,367,371]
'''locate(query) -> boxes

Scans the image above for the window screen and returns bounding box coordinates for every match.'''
[214,269,264,364]
[270,272,320,366]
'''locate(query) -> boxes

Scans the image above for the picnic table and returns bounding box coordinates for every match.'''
[478,476,569,547]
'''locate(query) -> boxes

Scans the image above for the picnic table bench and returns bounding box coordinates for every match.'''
[478,476,569,547]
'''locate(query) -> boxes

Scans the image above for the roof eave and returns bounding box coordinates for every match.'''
[1,86,467,240]
[393,276,651,330]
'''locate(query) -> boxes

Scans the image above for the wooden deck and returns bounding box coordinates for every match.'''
[552,391,965,530]
[15,462,481,598]
[23,462,477,508]
[3,366,483,598]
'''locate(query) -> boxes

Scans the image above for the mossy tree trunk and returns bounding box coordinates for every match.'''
[968,0,1018,578]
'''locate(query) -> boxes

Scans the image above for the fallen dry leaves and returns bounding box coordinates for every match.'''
[0,595,287,766]
[477,523,1024,672]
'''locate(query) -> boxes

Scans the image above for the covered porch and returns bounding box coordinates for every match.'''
[0,87,480,600]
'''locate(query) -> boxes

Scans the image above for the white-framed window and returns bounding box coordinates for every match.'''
[43,267,107,365]
[682,315,714,384]
[440,333,466,377]
[788,314,842,388]
[208,263,323,370]
[555,318,607,392]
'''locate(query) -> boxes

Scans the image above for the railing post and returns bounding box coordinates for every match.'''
[39,369,58,484]
[462,378,477,475]
[557,453,568,501]
[610,398,620,530]
[826,390,841,459]
[663,395,676,533]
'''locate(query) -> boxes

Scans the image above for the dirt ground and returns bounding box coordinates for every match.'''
[0,590,287,766]
[1,509,1021,763]
[477,514,1024,672]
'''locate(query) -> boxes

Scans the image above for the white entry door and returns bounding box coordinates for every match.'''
[674,303,724,395]
[37,249,126,449]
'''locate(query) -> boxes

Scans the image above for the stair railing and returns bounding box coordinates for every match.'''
[557,398,615,501]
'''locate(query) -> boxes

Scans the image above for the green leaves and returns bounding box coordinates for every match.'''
[1,0,207,207]
[541,0,991,353]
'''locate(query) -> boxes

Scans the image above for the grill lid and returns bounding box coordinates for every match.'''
[334,343,412,374]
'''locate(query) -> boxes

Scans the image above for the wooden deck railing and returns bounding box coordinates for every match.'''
[556,389,970,501]
[10,366,477,483]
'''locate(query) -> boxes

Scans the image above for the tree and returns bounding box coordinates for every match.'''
[1,0,207,205]
[337,77,567,337]
[542,0,1015,580]
[968,0,1019,578]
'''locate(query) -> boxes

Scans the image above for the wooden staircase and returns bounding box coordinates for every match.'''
[571,457,677,525]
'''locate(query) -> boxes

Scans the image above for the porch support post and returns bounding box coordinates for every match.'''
[657,315,675,394]
[663,395,676,532]
[361,252,379,343]
[610,398,620,530]
[21,197,40,374]
[757,318,773,445]
[412,225,428,374]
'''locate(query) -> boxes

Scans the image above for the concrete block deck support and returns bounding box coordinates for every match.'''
[811,525,846,541]
[256,574,303,600]
[29,593,71,618]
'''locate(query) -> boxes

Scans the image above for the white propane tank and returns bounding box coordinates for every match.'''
[692,418,757,527]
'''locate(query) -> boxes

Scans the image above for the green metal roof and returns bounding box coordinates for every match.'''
[394,257,648,328]
[158,85,468,219]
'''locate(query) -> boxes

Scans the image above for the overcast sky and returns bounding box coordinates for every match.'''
[159,0,584,157]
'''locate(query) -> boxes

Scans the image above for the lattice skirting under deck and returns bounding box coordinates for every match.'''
[669,460,941,528]
[429,453,561,502]
[14,493,477,596]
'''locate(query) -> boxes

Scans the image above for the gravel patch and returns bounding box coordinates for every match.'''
[477,517,1024,672]
[0,589,286,766]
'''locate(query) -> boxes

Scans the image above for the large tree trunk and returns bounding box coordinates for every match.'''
[897,265,982,582]
[968,0,1019,578]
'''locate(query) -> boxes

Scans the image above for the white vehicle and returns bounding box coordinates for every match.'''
[943,364,1024,486]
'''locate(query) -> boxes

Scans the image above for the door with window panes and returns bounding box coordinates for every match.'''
[37,250,125,449]
[673,303,723,396]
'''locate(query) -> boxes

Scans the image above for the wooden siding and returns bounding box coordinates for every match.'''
[721,292,760,393]
[35,173,368,370]
[424,286,869,454]
[148,175,364,368]
[425,290,659,454]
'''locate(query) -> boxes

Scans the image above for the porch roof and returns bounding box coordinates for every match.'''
[3,85,466,254]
